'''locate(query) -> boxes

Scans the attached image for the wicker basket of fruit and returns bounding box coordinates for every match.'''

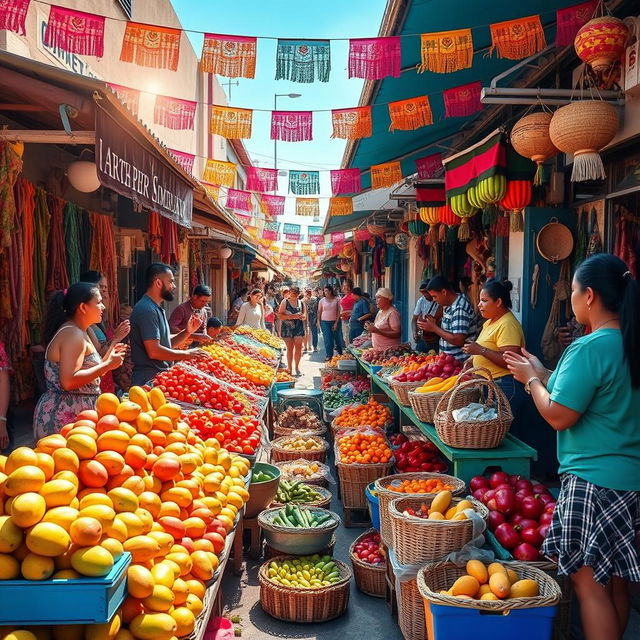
[417,559,561,611]
[271,481,333,509]
[374,473,466,546]
[259,555,351,622]
[389,492,488,565]
[270,435,329,463]
[349,529,386,598]
[388,378,424,406]
[273,423,327,438]
[275,459,331,487]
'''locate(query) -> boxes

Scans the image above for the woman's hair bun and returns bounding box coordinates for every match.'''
[501,279,513,292]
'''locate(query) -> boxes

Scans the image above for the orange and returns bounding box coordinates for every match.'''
[52,448,80,474]
[124,446,147,471]
[5,447,39,474]
[40,479,77,508]
[42,506,80,532]
[170,607,195,636]
[4,465,46,497]
[107,487,139,513]
[95,414,121,434]
[26,522,71,557]
[115,401,141,422]
[127,565,154,599]
[21,552,55,580]
[142,584,174,612]
[0,552,20,579]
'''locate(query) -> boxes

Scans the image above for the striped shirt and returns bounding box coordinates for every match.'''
[440,294,479,361]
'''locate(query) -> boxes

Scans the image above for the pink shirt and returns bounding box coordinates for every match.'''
[319,297,340,322]
[372,307,401,350]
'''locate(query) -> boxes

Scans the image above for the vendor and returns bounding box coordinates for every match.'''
[349,287,372,342]
[206,317,224,341]
[366,288,401,349]
[412,281,441,353]
[236,289,266,330]
[129,263,203,386]
[169,284,212,342]
[504,254,640,640]
[420,275,479,361]
[340,281,356,346]
[462,279,526,417]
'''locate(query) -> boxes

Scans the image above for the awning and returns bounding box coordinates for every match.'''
[344,0,584,187]
[324,209,373,234]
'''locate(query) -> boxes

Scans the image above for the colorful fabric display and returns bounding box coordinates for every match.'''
[275,39,331,83]
[355,229,372,241]
[388,96,433,131]
[107,83,140,118]
[348,36,401,79]
[209,105,253,139]
[419,28,474,73]
[0,0,30,35]
[415,153,443,179]
[226,188,252,212]
[331,107,372,139]
[415,183,446,207]
[168,149,195,175]
[202,159,237,187]
[328,197,353,216]
[443,81,483,118]
[295,198,320,217]
[260,195,285,217]
[246,167,278,192]
[556,1,597,46]
[330,169,361,195]
[200,33,257,78]
[270,111,313,142]
[154,96,197,130]
[370,161,402,189]
[289,170,320,195]
[489,15,546,60]
[120,22,182,71]
[44,5,105,57]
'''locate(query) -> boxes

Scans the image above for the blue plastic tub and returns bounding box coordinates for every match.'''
[365,482,380,530]
[0,552,131,625]
[271,380,294,403]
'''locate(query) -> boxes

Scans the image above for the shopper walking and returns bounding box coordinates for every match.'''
[504,254,640,640]
[412,281,441,353]
[349,287,372,342]
[340,280,356,346]
[278,287,306,377]
[33,283,127,439]
[365,288,401,349]
[303,288,319,352]
[318,285,344,361]
[235,289,266,330]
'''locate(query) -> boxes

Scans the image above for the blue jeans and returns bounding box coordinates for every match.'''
[309,323,318,349]
[349,324,364,342]
[320,320,344,360]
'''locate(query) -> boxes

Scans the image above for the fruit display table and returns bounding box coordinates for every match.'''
[350,351,537,484]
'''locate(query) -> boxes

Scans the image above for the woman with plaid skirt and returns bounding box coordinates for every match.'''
[505,254,640,640]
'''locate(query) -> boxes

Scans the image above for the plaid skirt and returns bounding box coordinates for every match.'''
[542,473,640,584]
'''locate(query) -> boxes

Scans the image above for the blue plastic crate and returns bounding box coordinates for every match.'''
[0,552,131,625]
[427,601,557,640]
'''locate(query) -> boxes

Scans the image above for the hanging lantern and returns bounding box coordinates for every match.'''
[448,193,478,241]
[418,206,440,224]
[575,16,629,73]
[499,180,532,232]
[549,100,618,182]
[439,203,459,226]
[510,112,558,185]
[407,219,428,236]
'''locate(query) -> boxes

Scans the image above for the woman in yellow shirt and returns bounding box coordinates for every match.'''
[462,279,526,421]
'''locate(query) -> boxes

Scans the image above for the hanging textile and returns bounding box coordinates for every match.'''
[246,226,259,240]
[89,213,119,324]
[45,195,69,294]
[16,180,34,346]
[388,96,433,131]
[0,0,30,36]
[328,197,353,217]
[331,107,372,140]
[270,111,313,142]
[260,194,285,217]
[416,153,443,179]
[296,198,320,217]
[209,105,252,139]
[154,96,197,130]
[168,149,195,175]
[308,226,324,243]
[489,15,546,60]
[0,142,22,250]
[200,33,257,78]
[158,216,179,266]
[201,182,220,202]
[419,28,474,73]
[202,159,237,187]
[44,6,105,57]
[263,220,280,240]
[556,1,597,46]
[107,83,140,118]
[226,188,252,212]
[370,161,402,189]
[331,232,345,244]
[354,229,372,241]
[120,22,181,71]
[283,223,301,241]
[282,241,297,253]
[289,170,320,195]
[62,202,82,285]
[275,39,331,83]
[31,188,50,340]
[416,184,446,207]
[348,36,401,79]
[330,169,361,195]
[79,209,92,275]
[246,167,278,192]
[443,81,482,118]
[148,211,162,254]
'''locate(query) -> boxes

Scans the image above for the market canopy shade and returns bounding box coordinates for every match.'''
[345,0,585,189]
[324,209,373,234]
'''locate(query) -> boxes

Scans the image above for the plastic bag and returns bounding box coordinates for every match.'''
[444,507,495,565]
[452,402,497,422]
[274,458,335,484]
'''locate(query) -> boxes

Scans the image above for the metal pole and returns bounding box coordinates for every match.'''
[273,94,278,170]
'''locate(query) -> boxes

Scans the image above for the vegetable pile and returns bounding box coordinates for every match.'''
[393,353,462,384]
[361,344,413,364]
[275,481,326,505]
[270,505,335,528]
[183,410,262,455]
[394,440,448,473]
[337,432,392,465]
[352,531,384,566]
[322,387,370,410]
[333,399,392,429]
[189,353,268,397]
[276,406,324,432]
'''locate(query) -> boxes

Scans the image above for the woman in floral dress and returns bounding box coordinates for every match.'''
[33,283,127,440]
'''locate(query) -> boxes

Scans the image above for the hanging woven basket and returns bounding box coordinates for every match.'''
[575,16,629,73]
[367,222,385,237]
[549,100,618,182]
[510,112,558,185]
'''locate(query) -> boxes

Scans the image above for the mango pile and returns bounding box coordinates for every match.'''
[0,387,251,640]
[443,560,540,601]
[266,555,342,588]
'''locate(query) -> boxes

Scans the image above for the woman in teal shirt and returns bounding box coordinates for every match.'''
[505,254,640,640]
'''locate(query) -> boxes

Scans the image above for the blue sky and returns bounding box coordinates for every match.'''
[172,0,388,226]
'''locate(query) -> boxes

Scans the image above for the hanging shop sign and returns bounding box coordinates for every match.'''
[95,106,193,227]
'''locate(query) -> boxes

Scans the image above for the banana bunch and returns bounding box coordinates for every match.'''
[475,174,507,205]
[449,193,478,218]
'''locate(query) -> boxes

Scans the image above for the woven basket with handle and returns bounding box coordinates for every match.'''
[434,371,512,449]
[389,378,424,406]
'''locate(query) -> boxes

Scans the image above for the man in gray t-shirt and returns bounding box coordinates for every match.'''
[130,263,203,386]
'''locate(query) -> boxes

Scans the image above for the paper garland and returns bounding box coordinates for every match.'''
[44,6,105,57]
[154,95,197,130]
[283,223,301,241]
[296,198,320,217]
[371,161,402,189]
[200,33,257,78]
[201,182,220,201]
[107,83,140,118]
[289,171,320,195]
[202,159,237,188]
[0,0,30,36]
[443,81,482,118]
[260,194,285,217]
[328,197,353,217]
[330,169,361,195]
[556,0,597,46]
[209,105,253,139]
[120,22,182,71]
[271,111,313,142]
[419,29,474,74]
[415,153,443,179]
[275,39,331,83]
[348,36,401,80]
[226,188,252,212]
[388,96,433,131]
[331,107,372,140]
[168,149,195,175]
[246,167,278,193]
[489,15,546,60]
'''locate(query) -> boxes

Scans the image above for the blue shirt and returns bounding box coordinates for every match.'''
[548,329,640,490]
[130,294,172,386]
[350,298,371,329]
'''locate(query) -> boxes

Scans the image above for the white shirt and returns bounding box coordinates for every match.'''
[413,296,439,318]
[236,302,265,330]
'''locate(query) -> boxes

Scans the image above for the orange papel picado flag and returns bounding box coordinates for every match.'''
[209,105,253,139]
[331,106,372,140]
[328,197,354,217]
[371,161,402,189]
[388,96,433,132]
[419,28,474,73]
[202,159,237,188]
[489,15,546,60]
[200,33,257,78]
[120,22,181,71]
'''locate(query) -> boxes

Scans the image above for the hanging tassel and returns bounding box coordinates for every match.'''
[457,219,471,241]
[482,205,498,227]
[534,163,545,186]
[571,152,606,182]
[509,210,524,232]
[438,223,447,243]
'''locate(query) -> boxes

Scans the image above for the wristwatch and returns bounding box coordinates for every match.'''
[524,376,541,394]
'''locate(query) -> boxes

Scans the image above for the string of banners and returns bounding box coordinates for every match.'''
[2,1,595,79]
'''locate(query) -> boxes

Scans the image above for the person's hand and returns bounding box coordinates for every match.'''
[0,422,8,451]
[462,341,482,356]
[503,349,541,385]
[185,348,207,359]
[113,320,130,342]
[333,322,338,331]
[186,314,202,335]
[557,324,574,348]
[417,316,436,332]
[107,343,127,370]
